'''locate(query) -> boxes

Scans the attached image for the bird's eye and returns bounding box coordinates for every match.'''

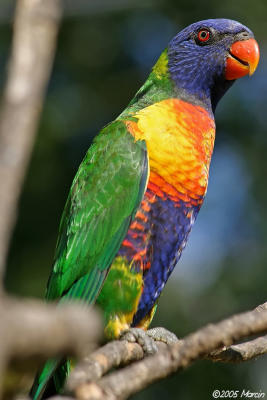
[197,29,210,43]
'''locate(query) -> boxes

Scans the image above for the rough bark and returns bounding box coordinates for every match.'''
[64,303,267,400]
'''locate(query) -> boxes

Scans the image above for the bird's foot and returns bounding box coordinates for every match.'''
[146,327,178,345]
[120,327,158,355]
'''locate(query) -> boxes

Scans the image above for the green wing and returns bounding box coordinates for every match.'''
[30,120,147,400]
[46,119,148,302]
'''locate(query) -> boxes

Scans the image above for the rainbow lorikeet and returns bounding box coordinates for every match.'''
[30,18,259,399]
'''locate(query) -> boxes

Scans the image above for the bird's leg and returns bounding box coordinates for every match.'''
[146,327,178,345]
[120,327,158,355]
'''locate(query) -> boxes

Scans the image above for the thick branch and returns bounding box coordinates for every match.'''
[66,304,267,400]
[0,298,102,362]
[0,0,62,289]
[67,340,170,393]
[67,341,145,392]
[0,297,102,398]
[68,334,267,394]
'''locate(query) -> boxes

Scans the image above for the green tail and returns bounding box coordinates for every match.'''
[30,358,71,400]
[30,359,58,400]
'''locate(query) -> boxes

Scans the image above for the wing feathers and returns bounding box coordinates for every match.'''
[46,121,148,302]
[31,121,148,400]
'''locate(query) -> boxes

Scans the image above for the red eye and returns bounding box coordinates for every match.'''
[197,29,210,42]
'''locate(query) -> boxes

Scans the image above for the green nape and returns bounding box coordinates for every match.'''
[119,48,176,118]
[152,48,169,78]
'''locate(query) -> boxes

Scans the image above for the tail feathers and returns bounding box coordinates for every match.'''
[30,358,59,400]
[53,359,71,394]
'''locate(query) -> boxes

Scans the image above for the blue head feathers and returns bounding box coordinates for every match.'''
[168,19,254,112]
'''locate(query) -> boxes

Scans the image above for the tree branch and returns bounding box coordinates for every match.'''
[1,298,102,362]
[67,341,146,391]
[0,0,62,291]
[0,298,102,398]
[207,335,267,363]
[67,333,267,394]
[64,303,267,400]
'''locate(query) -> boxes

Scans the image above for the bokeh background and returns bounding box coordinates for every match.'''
[1,0,267,398]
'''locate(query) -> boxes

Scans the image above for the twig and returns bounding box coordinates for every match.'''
[207,335,267,363]
[206,303,267,362]
[0,0,62,291]
[65,303,267,400]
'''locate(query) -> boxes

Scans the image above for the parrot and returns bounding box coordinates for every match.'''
[30,18,260,399]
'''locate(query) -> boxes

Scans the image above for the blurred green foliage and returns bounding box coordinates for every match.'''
[1,0,266,398]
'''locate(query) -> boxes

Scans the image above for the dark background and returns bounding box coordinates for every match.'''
[1,0,266,398]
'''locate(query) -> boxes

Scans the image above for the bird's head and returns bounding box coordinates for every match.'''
[167,19,260,112]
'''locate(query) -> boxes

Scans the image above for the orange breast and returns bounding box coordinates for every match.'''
[125,98,215,203]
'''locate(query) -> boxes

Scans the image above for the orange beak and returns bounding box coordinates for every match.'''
[225,38,260,80]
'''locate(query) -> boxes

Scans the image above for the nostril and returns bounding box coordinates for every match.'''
[240,31,250,39]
